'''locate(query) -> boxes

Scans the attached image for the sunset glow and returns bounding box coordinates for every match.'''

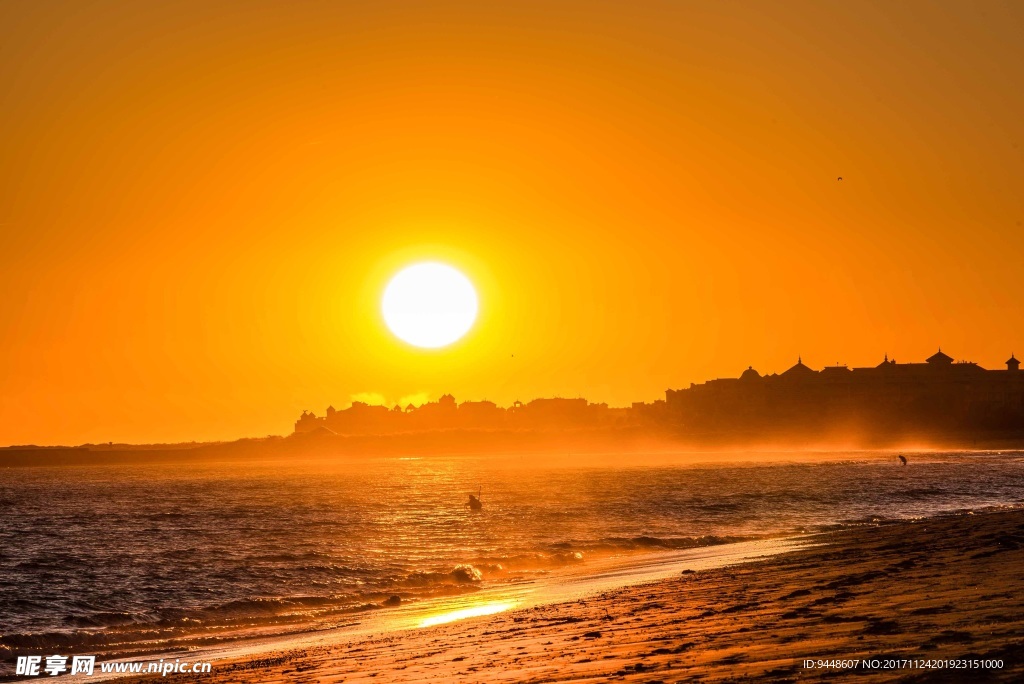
[1,1,1022,445]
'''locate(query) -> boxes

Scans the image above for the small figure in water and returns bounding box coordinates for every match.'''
[898,454,908,466]
[466,489,483,511]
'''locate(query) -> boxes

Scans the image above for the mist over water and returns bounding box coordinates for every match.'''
[2,451,1023,658]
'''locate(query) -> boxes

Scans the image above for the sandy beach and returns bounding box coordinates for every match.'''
[119,508,1024,683]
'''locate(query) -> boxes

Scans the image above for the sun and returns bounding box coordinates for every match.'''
[382,262,479,348]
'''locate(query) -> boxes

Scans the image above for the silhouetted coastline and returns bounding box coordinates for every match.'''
[292,347,1024,449]
[3,348,1023,467]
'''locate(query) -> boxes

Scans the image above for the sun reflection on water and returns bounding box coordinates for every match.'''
[418,601,518,628]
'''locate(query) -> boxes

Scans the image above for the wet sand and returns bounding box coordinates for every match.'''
[129,509,1024,682]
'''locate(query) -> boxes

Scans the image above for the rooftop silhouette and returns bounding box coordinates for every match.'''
[295,347,1024,446]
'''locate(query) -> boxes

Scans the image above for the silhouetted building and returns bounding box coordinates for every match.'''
[293,347,1024,443]
[665,348,1024,440]
[293,393,626,436]
[458,400,502,427]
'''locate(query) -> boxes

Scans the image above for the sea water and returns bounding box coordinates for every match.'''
[2,450,1022,661]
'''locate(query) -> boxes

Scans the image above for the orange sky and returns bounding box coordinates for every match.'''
[2,1,1023,445]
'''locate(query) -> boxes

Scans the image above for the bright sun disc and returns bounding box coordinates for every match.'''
[382,262,478,348]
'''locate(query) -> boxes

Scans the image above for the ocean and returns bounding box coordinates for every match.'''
[2,450,1023,664]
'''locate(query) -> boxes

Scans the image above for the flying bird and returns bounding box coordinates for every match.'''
[898,455,908,466]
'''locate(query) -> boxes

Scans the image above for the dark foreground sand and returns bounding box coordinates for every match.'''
[132,509,1024,683]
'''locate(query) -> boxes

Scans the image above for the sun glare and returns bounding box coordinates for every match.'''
[382,262,479,348]
[418,601,517,628]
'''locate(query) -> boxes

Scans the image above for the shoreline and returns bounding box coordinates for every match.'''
[0,534,805,672]
[118,508,1024,682]
[82,536,809,681]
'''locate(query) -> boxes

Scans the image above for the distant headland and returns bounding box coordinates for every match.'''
[3,347,1023,467]
[295,347,1024,446]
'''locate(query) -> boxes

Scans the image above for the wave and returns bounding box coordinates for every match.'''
[0,562,497,657]
[590,534,758,550]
